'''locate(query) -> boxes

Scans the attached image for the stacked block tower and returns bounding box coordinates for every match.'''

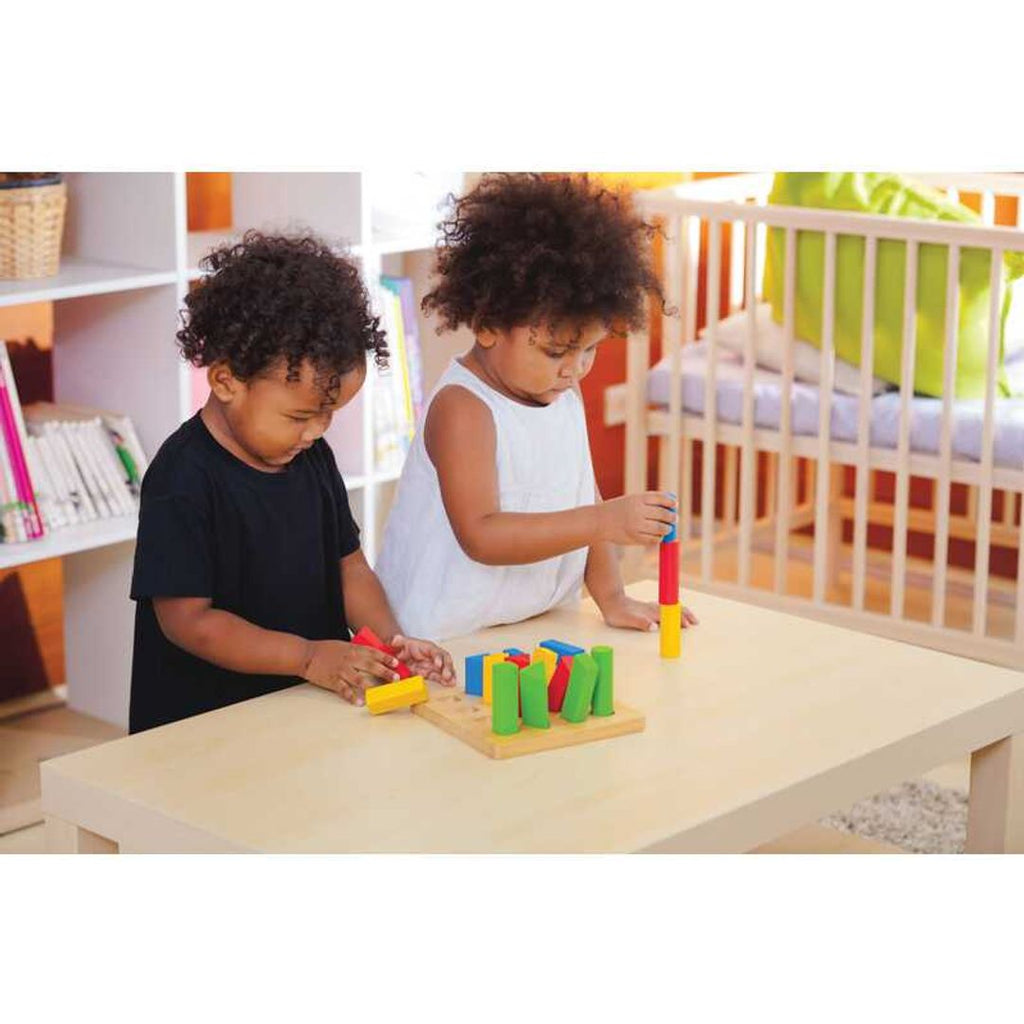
[659,502,681,659]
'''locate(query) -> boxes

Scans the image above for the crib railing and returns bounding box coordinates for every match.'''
[626,173,1024,668]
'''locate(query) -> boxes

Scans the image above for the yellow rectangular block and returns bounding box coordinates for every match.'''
[531,646,557,683]
[482,653,505,705]
[366,675,428,715]
[660,603,681,659]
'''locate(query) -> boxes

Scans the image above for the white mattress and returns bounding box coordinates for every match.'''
[647,343,1024,469]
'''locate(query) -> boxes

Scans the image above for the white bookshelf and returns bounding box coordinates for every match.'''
[3,171,464,728]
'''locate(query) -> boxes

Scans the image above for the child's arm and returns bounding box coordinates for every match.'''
[153,597,400,706]
[583,518,699,631]
[339,548,456,686]
[425,386,675,566]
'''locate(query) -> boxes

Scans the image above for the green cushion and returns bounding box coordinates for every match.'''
[763,172,1024,398]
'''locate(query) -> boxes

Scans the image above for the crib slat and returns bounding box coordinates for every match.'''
[852,236,877,611]
[730,218,746,314]
[812,232,838,605]
[981,191,995,226]
[774,227,797,595]
[1001,490,1015,527]
[738,220,758,588]
[679,215,700,552]
[891,240,919,619]
[701,219,722,582]
[932,244,961,628]
[973,249,1003,637]
[664,216,684,510]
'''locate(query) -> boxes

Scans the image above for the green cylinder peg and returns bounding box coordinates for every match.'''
[591,645,614,717]
[491,661,520,735]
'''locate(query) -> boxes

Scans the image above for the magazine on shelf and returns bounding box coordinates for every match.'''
[0,361,149,544]
[0,343,43,542]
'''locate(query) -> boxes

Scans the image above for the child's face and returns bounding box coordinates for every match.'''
[211,357,365,470]
[478,321,605,406]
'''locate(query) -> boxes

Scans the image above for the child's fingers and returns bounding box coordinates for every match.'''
[682,606,699,626]
[648,506,677,525]
[643,491,677,510]
[334,677,360,705]
[356,648,400,684]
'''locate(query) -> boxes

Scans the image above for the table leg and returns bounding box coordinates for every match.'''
[966,735,1024,853]
[45,815,119,854]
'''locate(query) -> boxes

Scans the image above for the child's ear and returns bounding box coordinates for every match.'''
[207,362,242,403]
[476,328,500,350]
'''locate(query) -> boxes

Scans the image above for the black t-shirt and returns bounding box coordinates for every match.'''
[129,413,360,733]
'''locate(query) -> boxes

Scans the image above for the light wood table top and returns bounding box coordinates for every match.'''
[40,580,1024,853]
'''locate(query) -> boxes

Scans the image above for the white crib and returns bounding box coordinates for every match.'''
[605,172,1024,669]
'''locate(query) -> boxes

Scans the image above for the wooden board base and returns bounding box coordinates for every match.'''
[412,690,645,759]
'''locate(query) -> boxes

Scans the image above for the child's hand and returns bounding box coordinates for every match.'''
[598,593,699,632]
[598,492,677,546]
[302,640,401,706]
[389,634,457,687]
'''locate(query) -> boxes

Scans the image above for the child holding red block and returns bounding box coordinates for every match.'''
[377,174,698,640]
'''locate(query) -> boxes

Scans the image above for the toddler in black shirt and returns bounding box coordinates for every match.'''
[129,232,454,733]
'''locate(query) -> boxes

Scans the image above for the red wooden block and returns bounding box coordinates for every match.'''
[351,625,412,679]
[547,655,573,712]
[659,540,680,605]
[506,653,531,669]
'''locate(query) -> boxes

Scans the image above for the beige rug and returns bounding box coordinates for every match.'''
[821,780,968,854]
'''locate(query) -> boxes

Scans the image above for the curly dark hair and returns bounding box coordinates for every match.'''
[422,173,661,338]
[177,231,388,390]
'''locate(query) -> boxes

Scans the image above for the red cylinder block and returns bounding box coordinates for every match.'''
[659,540,679,605]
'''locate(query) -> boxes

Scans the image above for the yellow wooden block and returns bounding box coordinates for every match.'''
[660,603,681,659]
[482,654,504,705]
[365,675,428,715]
[531,647,557,683]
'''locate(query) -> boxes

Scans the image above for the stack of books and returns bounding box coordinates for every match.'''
[0,343,148,545]
[373,276,425,475]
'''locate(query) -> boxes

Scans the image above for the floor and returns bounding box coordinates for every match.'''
[0,536,981,854]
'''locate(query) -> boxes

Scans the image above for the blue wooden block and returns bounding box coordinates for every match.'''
[503,647,528,657]
[539,639,585,659]
[465,653,484,696]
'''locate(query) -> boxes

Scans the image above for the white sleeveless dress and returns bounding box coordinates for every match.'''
[375,358,598,641]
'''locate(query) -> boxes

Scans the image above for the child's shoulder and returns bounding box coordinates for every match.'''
[424,380,496,451]
[140,415,219,503]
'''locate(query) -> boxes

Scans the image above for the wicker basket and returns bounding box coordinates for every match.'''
[0,181,67,280]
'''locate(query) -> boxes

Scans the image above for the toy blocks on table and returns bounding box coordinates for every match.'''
[519,661,550,729]
[464,653,484,696]
[590,645,614,717]
[491,661,520,736]
[351,625,412,679]
[540,639,586,659]
[482,653,505,705]
[505,653,531,670]
[561,653,599,723]
[660,603,681,658]
[365,675,428,715]
[547,655,573,713]
[531,646,557,683]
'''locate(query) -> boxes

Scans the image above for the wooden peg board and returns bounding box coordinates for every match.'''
[412,691,645,760]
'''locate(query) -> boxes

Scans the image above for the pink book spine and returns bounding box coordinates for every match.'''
[0,379,43,539]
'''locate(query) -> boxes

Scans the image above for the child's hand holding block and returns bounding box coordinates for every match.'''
[352,626,413,679]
